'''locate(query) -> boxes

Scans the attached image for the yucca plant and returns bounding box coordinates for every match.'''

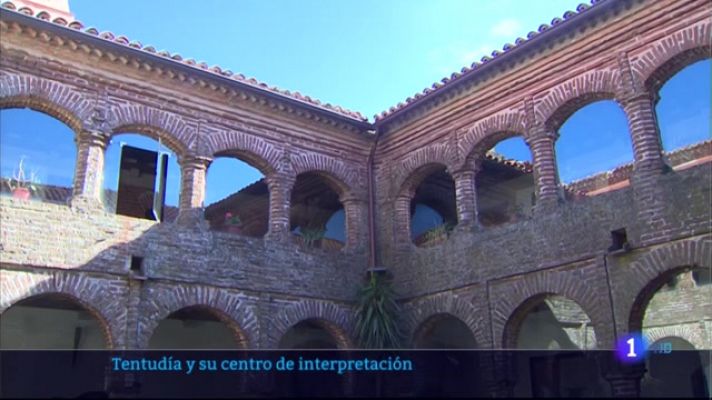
[354,272,403,349]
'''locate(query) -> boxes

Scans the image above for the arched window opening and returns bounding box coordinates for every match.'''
[514,296,596,350]
[557,100,633,199]
[410,166,456,247]
[412,314,482,396]
[0,294,107,349]
[277,319,346,396]
[148,306,241,349]
[279,320,340,349]
[642,268,711,339]
[103,134,180,221]
[413,314,476,349]
[204,156,267,238]
[634,266,711,397]
[508,295,606,397]
[0,294,110,398]
[290,173,345,251]
[642,337,709,398]
[692,268,712,286]
[656,59,711,169]
[477,137,534,227]
[0,109,77,204]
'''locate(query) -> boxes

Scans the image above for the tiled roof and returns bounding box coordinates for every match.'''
[204,177,267,217]
[563,139,712,195]
[0,178,179,221]
[1,0,619,125]
[373,0,607,121]
[0,1,367,122]
[484,151,533,173]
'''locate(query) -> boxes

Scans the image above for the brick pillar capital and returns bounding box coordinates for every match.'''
[450,168,477,180]
[339,194,367,205]
[180,155,212,171]
[604,364,646,398]
[527,127,559,144]
[265,171,296,188]
[619,88,657,108]
[77,129,110,149]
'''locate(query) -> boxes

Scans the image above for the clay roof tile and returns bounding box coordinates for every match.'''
[374,0,605,122]
[0,1,367,122]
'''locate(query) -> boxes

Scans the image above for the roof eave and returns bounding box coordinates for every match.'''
[374,0,628,127]
[0,9,373,130]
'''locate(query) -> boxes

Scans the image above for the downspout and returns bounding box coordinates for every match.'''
[367,130,380,270]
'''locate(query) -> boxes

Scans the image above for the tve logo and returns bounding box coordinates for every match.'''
[650,340,673,354]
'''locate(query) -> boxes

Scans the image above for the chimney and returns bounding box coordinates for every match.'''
[11,0,74,20]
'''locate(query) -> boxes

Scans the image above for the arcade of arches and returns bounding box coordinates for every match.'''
[1,0,711,398]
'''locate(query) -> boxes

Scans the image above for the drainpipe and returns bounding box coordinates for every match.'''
[367,130,380,271]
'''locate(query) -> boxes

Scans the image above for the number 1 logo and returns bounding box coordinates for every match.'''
[617,334,647,363]
[626,337,637,358]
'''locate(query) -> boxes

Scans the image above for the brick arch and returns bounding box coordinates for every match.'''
[625,238,711,333]
[207,129,280,176]
[392,142,457,199]
[632,21,711,94]
[500,292,601,350]
[0,73,94,133]
[458,111,528,170]
[0,270,126,349]
[644,328,706,351]
[290,152,362,195]
[292,169,353,201]
[267,300,354,349]
[403,294,489,348]
[535,69,621,132]
[107,105,194,158]
[398,162,451,200]
[491,271,611,349]
[137,284,259,349]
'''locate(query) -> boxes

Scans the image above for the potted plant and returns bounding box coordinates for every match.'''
[507,203,528,223]
[8,157,40,201]
[416,221,455,247]
[300,227,326,248]
[224,212,243,234]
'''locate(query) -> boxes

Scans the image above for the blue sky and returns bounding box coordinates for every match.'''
[69,0,590,119]
[0,1,709,233]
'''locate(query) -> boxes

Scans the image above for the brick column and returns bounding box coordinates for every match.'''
[598,352,646,398]
[486,352,516,397]
[452,166,479,226]
[341,194,367,252]
[528,129,561,213]
[622,90,666,179]
[394,193,413,248]
[622,90,671,244]
[266,172,295,240]
[176,155,211,226]
[605,369,646,397]
[71,129,109,207]
[124,278,143,349]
